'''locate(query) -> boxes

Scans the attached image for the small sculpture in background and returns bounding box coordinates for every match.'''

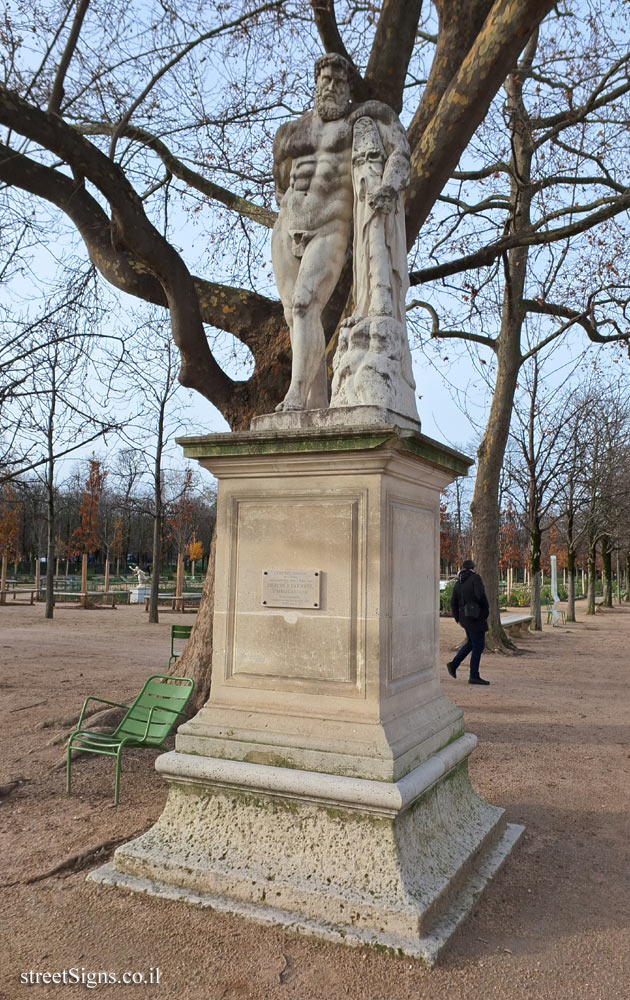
[130,565,149,586]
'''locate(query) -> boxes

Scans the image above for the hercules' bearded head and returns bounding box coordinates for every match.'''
[314,53,351,121]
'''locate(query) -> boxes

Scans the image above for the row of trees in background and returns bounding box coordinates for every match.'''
[0,295,215,622]
[412,8,630,651]
[441,372,630,631]
[0,458,216,611]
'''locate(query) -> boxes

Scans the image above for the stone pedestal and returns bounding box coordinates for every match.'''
[91,423,523,964]
[129,586,150,605]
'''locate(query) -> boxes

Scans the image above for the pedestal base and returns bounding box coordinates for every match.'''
[250,405,420,434]
[90,738,523,965]
[129,586,150,604]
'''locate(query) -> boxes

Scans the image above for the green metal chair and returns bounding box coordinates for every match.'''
[168,624,193,669]
[545,601,566,625]
[66,674,194,805]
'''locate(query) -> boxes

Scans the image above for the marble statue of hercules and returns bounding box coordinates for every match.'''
[271,53,411,412]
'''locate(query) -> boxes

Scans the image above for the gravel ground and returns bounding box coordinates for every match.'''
[0,600,628,999]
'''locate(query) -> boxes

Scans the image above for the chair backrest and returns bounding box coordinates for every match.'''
[170,624,193,655]
[114,674,194,745]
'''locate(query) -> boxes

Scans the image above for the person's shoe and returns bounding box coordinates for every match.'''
[468,676,490,685]
[446,661,458,679]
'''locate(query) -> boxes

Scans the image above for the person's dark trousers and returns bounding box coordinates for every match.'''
[452,626,486,678]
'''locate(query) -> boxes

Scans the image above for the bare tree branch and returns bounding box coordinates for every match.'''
[523,297,630,347]
[108,1,286,159]
[409,184,630,284]
[309,1,368,101]
[405,0,556,247]
[407,299,497,349]
[0,137,283,357]
[80,122,277,228]
[364,0,423,112]
[48,0,91,115]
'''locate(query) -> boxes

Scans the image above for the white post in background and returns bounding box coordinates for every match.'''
[550,554,560,627]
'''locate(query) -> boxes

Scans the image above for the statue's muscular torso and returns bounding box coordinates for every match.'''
[273,102,405,239]
[273,112,354,235]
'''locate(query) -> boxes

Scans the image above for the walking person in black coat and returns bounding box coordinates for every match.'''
[447,559,490,685]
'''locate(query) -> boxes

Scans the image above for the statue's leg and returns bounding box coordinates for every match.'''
[277,227,347,411]
[271,217,299,367]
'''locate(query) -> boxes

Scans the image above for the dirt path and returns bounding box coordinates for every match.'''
[1,602,628,999]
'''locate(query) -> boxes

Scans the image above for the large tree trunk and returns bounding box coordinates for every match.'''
[171,532,216,715]
[148,513,162,625]
[625,553,630,603]
[471,346,519,652]
[175,552,184,612]
[470,38,537,653]
[45,395,56,619]
[45,487,55,619]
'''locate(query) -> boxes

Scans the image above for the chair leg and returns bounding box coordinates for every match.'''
[114,748,123,805]
[66,740,73,795]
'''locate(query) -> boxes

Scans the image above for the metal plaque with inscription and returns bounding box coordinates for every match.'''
[262,570,321,609]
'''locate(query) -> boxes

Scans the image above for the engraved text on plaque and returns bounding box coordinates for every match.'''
[262,570,321,609]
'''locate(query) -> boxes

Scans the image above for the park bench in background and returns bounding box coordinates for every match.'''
[66,674,195,805]
[46,590,130,608]
[94,590,131,607]
[0,587,37,605]
[144,592,202,613]
[500,612,533,637]
[168,624,193,669]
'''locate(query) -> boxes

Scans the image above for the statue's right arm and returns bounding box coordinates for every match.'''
[273,124,292,207]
